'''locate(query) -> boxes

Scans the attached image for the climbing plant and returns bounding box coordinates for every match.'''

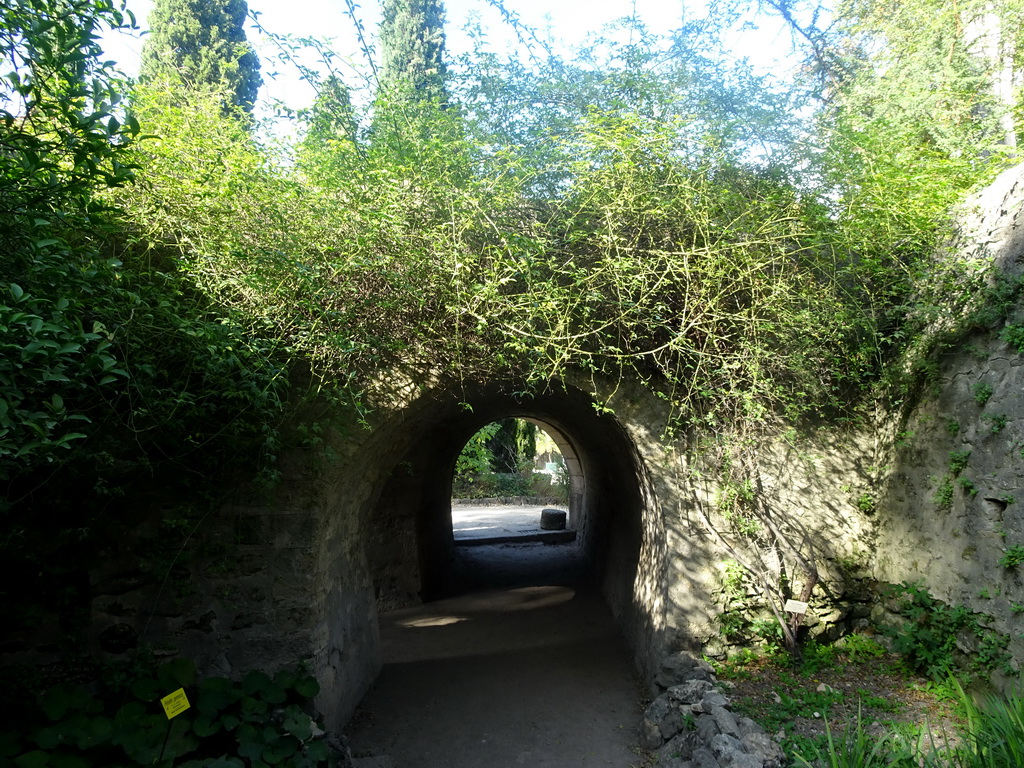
[0,0,291,642]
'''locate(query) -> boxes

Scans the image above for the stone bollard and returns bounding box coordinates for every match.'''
[540,508,567,530]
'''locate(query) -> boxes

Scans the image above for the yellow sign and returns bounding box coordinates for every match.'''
[161,688,191,719]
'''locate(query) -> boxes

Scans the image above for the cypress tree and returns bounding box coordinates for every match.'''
[378,0,447,104]
[140,0,262,113]
[302,75,359,150]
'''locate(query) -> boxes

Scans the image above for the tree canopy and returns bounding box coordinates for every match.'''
[2,0,1022,532]
[140,0,262,112]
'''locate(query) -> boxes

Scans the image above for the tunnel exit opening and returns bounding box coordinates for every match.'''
[448,418,579,547]
[364,382,649,624]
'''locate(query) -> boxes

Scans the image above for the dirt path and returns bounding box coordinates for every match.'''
[345,542,646,767]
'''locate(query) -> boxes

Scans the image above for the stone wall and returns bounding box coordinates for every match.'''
[870,164,1024,684]
[9,166,1024,733]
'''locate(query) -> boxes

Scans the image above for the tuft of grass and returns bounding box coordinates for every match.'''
[792,706,920,768]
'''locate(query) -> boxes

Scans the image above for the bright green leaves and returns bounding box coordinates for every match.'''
[0,281,126,474]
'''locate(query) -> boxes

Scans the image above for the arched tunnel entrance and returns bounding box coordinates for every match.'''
[345,381,661,763]
[364,381,654,635]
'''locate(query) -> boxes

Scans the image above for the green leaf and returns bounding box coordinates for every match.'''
[0,732,22,758]
[237,739,265,761]
[282,705,311,741]
[197,678,242,716]
[158,658,196,690]
[14,751,49,768]
[130,677,161,702]
[305,739,329,761]
[47,753,88,768]
[293,676,320,698]
[192,715,221,738]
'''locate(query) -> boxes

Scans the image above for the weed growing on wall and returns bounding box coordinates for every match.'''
[999,546,1024,568]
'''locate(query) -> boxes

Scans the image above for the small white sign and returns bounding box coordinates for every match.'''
[784,599,809,615]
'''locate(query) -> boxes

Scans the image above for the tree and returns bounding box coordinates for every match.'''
[487,419,536,474]
[297,75,360,183]
[140,0,262,113]
[378,0,448,104]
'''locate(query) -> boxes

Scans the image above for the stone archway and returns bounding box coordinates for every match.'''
[364,381,655,633]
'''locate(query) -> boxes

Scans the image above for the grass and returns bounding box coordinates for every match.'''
[718,640,1024,768]
[792,684,1024,767]
[716,636,960,760]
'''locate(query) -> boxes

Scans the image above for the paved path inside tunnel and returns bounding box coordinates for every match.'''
[344,538,646,767]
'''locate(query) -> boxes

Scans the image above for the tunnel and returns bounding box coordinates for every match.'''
[360,379,662,656]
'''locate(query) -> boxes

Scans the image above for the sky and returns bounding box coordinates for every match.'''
[101,0,796,116]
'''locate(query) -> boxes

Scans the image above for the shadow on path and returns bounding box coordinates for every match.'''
[345,543,644,767]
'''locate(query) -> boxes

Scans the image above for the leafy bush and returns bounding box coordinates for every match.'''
[883,581,1011,680]
[949,450,971,476]
[972,382,994,406]
[0,659,328,768]
[1001,324,1024,355]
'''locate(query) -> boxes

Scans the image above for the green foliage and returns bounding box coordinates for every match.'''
[835,633,887,664]
[378,0,447,104]
[721,559,748,604]
[949,450,971,476]
[487,418,536,474]
[934,478,955,508]
[140,0,262,113]
[1002,324,1024,355]
[882,581,1012,681]
[453,422,500,491]
[972,382,994,406]
[958,478,978,497]
[982,413,1008,434]
[809,682,1024,768]
[999,546,1024,568]
[0,660,327,768]
[799,640,841,677]
[855,493,875,514]
[946,419,961,436]
[793,708,919,768]
[0,0,138,475]
[952,682,1024,768]
[0,1,291,638]
[451,419,540,498]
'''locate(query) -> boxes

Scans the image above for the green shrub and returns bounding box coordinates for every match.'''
[0,660,328,768]
[982,413,1008,434]
[1001,324,1024,355]
[972,381,994,405]
[934,478,955,508]
[949,450,971,476]
[883,581,1012,680]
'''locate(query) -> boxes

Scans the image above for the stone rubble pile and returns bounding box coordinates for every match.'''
[641,652,785,768]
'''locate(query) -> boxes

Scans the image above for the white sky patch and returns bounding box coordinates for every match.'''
[100,0,799,118]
